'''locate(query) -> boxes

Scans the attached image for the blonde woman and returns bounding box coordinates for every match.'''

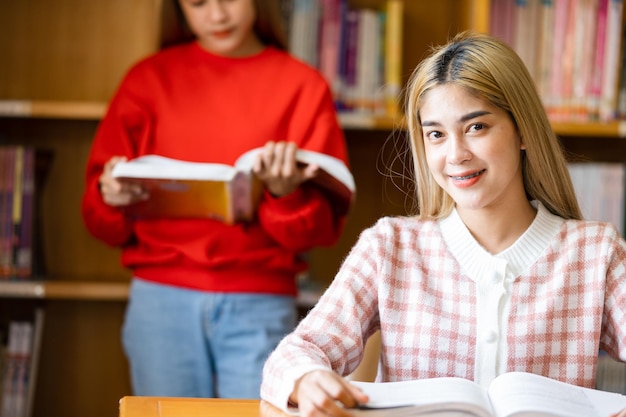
[261,32,626,417]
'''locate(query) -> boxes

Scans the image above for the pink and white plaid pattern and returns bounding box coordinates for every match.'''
[261,214,626,409]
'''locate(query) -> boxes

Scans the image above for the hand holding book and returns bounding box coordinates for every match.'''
[249,141,324,198]
[99,156,149,207]
[109,144,355,224]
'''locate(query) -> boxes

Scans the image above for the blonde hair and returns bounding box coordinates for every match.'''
[405,31,581,220]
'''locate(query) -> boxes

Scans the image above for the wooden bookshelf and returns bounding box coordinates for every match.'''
[0,100,107,120]
[4,101,625,141]
[0,280,129,301]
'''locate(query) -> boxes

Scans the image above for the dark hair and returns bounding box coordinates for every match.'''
[162,0,287,50]
[253,0,287,50]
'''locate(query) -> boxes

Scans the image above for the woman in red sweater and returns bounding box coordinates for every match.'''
[81,0,350,399]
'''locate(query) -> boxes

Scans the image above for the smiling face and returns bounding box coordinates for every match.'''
[420,83,527,217]
[178,0,263,57]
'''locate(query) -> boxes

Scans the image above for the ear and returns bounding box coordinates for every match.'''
[519,136,526,150]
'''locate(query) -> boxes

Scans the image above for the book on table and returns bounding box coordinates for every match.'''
[292,371,626,417]
[111,147,355,225]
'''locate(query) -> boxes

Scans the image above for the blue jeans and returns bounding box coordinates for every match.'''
[122,278,297,398]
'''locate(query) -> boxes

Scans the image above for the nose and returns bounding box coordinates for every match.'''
[447,135,472,164]
[207,0,228,21]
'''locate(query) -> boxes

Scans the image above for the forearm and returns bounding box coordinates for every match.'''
[258,186,343,251]
[81,178,134,246]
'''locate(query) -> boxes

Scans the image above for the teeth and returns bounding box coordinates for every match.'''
[452,170,484,180]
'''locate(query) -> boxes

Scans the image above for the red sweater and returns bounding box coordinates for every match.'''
[81,42,349,296]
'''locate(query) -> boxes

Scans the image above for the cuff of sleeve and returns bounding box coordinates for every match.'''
[274,364,333,413]
[261,187,309,213]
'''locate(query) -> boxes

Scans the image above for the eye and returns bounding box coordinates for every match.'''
[188,0,206,7]
[469,123,485,133]
[424,130,444,142]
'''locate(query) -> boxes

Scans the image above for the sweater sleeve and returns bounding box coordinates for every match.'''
[260,224,381,410]
[256,70,350,250]
[600,226,626,360]
[81,66,154,247]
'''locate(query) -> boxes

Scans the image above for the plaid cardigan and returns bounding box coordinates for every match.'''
[261,203,626,410]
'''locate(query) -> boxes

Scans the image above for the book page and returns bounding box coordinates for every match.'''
[234,147,355,216]
[234,147,355,194]
[112,155,236,181]
[351,377,493,417]
[487,372,625,417]
[583,386,626,417]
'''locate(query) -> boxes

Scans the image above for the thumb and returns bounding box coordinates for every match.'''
[302,163,320,181]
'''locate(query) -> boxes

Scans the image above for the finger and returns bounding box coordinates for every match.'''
[104,156,127,175]
[271,141,286,177]
[310,373,362,412]
[302,163,320,182]
[261,141,276,173]
[300,389,355,417]
[345,382,369,406]
[252,151,264,174]
[120,180,147,197]
[280,142,298,178]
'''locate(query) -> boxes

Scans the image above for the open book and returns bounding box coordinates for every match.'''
[300,372,626,417]
[111,147,355,224]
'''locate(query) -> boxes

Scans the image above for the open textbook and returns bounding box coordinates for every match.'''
[111,147,355,224]
[289,372,626,417]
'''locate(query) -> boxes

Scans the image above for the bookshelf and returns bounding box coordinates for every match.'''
[0,1,624,417]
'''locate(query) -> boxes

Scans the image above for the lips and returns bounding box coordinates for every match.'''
[450,169,485,180]
[212,29,232,38]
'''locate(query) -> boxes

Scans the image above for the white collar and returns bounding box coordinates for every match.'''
[438,201,565,282]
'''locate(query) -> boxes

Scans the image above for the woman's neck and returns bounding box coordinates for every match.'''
[458,200,537,255]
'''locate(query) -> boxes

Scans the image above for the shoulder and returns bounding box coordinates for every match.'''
[122,43,195,80]
[261,47,329,84]
[561,218,622,239]
[559,219,626,254]
[357,216,441,246]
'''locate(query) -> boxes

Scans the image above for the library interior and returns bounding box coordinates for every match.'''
[1,1,626,417]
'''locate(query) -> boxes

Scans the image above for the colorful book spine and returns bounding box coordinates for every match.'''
[1,149,15,279]
[547,0,572,119]
[10,147,24,279]
[384,0,403,117]
[340,9,360,110]
[513,0,541,81]
[355,9,382,113]
[536,0,555,101]
[318,0,343,102]
[0,146,35,280]
[572,0,599,120]
[589,0,609,120]
[0,149,8,277]
[1,320,33,417]
[600,0,624,121]
[17,149,34,279]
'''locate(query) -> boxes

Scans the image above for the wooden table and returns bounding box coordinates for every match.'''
[119,397,291,417]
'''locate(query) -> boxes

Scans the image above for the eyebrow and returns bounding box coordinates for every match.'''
[421,110,492,127]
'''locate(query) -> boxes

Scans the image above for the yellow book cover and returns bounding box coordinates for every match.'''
[111,148,355,225]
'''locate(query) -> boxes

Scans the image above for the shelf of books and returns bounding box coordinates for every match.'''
[0,307,44,417]
[489,0,626,125]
